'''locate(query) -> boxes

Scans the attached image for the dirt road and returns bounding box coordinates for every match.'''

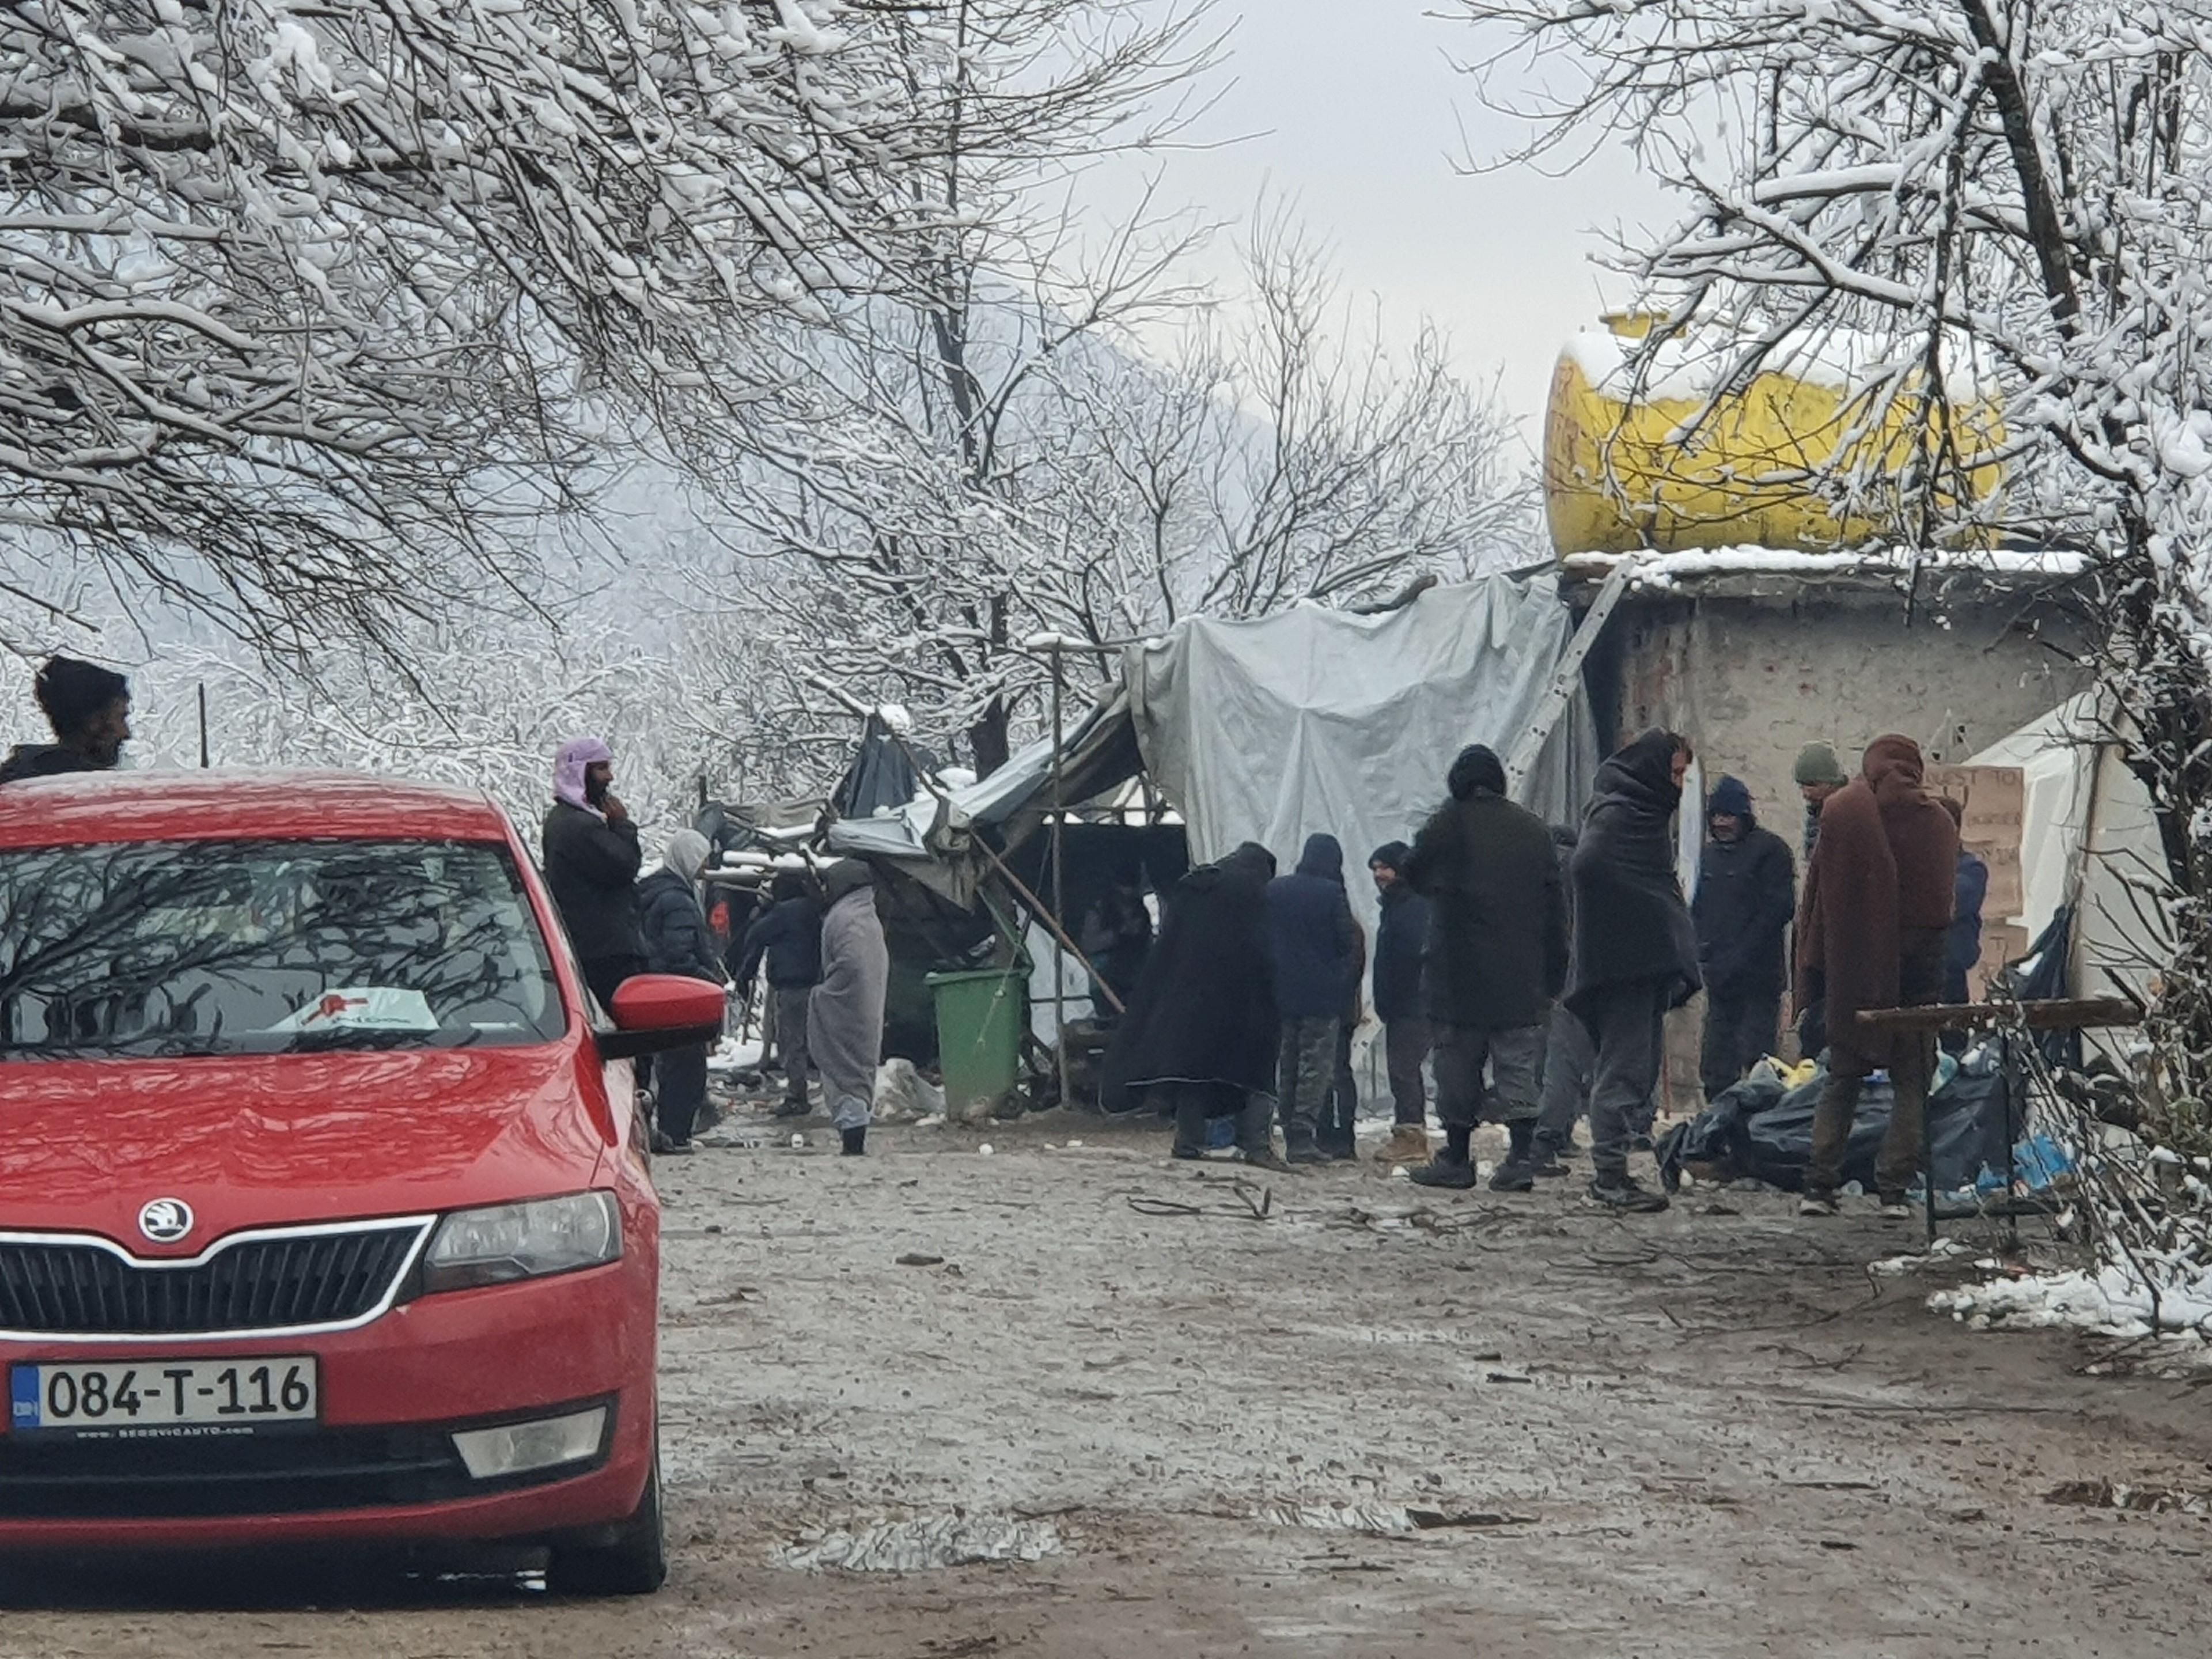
[5,1113,2207,1657]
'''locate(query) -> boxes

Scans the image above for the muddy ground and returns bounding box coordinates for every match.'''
[5,1111,2210,1657]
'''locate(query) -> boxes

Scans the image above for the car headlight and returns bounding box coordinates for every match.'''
[421,1191,622,1294]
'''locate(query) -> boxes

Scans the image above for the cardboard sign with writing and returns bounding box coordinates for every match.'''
[1926,764,2029,986]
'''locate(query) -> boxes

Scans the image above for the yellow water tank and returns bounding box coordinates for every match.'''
[1543,314,2004,557]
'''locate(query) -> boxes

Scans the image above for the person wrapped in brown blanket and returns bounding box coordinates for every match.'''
[1796,735,1959,1213]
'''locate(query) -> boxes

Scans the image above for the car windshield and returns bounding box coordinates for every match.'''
[0,839,565,1060]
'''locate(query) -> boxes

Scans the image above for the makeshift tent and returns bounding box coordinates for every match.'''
[829,573,1602,941]
[1963,694,2173,1007]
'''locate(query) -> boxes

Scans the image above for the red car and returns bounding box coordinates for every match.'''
[0,771,722,1592]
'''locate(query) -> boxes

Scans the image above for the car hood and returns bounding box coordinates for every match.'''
[0,1045,612,1254]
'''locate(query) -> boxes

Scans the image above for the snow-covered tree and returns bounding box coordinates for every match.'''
[1443,0,2212,1262]
[679,0,1223,775]
[696,217,1532,787]
[0,0,984,657]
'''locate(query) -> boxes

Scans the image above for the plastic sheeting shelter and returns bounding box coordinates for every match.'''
[1126,575,1599,937]
[1965,694,2173,1006]
[826,575,1601,939]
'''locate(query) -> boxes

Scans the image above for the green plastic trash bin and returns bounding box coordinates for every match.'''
[927,966,1027,1119]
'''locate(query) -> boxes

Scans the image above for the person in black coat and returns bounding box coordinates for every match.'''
[1533,824,1596,1168]
[543,736,645,1010]
[1099,844,1287,1169]
[0,656,132,783]
[1566,728,1700,1213]
[1267,833,1363,1163]
[1078,863,1154,1026]
[737,872,827,1115]
[1692,775,1798,1100]
[1401,744,1569,1193]
[1369,842,1434,1163]
[635,829,729,1152]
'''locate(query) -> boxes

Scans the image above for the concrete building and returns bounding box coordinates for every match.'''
[1567,550,2094,837]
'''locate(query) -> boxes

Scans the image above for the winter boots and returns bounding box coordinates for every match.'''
[1487,1122,1540,1192]
[1379,1123,1431,1164]
[840,1127,866,1157]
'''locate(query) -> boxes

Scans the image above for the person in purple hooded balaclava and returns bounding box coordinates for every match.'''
[543,736,645,1010]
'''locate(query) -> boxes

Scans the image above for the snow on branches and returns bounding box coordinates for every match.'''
[1445,0,2212,1302]
[0,0,960,655]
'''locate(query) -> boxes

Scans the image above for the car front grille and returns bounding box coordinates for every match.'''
[0,1401,615,1518]
[0,1224,428,1339]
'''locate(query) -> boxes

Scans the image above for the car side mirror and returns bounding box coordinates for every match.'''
[597,974,726,1061]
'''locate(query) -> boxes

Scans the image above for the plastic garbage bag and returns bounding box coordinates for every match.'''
[1659,1050,2012,1193]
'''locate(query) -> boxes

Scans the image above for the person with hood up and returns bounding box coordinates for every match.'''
[1100,844,1287,1168]
[737,870,825,1117]
[1692,776,1798,1100]
[543,737,645,1010]
[1,656,132,783]
[1566,729,1701,1213]
[1797,737,1959,1217]
[1268,833,1364,1163]
[1401,744,1569,1192]
[636,829,729,1153]
[1368,841,1434,1164]
[811,861,889,1156]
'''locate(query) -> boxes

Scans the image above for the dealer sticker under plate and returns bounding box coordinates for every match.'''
[10,1358,318,1437]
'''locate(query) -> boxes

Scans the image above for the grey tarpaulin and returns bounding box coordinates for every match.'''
[1125,574,1599,938]
[823,575,1599,938]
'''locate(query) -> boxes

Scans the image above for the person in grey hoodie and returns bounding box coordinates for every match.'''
[810,861,890,1155]
[636,829,728,1153]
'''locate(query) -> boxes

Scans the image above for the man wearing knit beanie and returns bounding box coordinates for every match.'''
[1,656,132,783]
[1793,740,1849,858]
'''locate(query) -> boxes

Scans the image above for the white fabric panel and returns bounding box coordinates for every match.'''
[1966,694,2173,1003]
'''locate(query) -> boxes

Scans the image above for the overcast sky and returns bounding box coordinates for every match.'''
[1106,0,1671,446]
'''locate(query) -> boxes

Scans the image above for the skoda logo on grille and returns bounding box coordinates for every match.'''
[137,1198,195,1245]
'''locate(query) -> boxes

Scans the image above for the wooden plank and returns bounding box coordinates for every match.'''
[1503,560,1631,797]
[1854,997,2142,1034]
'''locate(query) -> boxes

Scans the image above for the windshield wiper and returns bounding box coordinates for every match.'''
[278,1028,438,1054]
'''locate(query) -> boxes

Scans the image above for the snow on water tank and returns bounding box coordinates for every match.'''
[1542,313,2005,558]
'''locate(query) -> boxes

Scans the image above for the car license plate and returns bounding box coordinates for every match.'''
[10,1358,318,1437]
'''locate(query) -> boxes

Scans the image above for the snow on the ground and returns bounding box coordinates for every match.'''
[1928,1253,2212,1340]
[708,1035,764,1074]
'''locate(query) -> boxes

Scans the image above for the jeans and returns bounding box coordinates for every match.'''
[774,984,814,1105]
[1383,1017,1433,1127]
[656,1041,708,1146]
[1535,1001,1595,1152]
[1433,1022,1546,1128]
[1583,979,1669,1181]
[1807,929,1946,1200]
[1277,1016,1341,1148]
[1700,985,1782,1100]
[1160,1084,1273,1157]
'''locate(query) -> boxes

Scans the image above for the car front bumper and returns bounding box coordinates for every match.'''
[0,1253,656,1551]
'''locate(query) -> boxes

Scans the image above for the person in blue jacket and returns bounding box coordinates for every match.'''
[1268,834,1363,1164]
[1692,776,1798,1100]
[1940,797,1988,1051]
[737,871,825,1118]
